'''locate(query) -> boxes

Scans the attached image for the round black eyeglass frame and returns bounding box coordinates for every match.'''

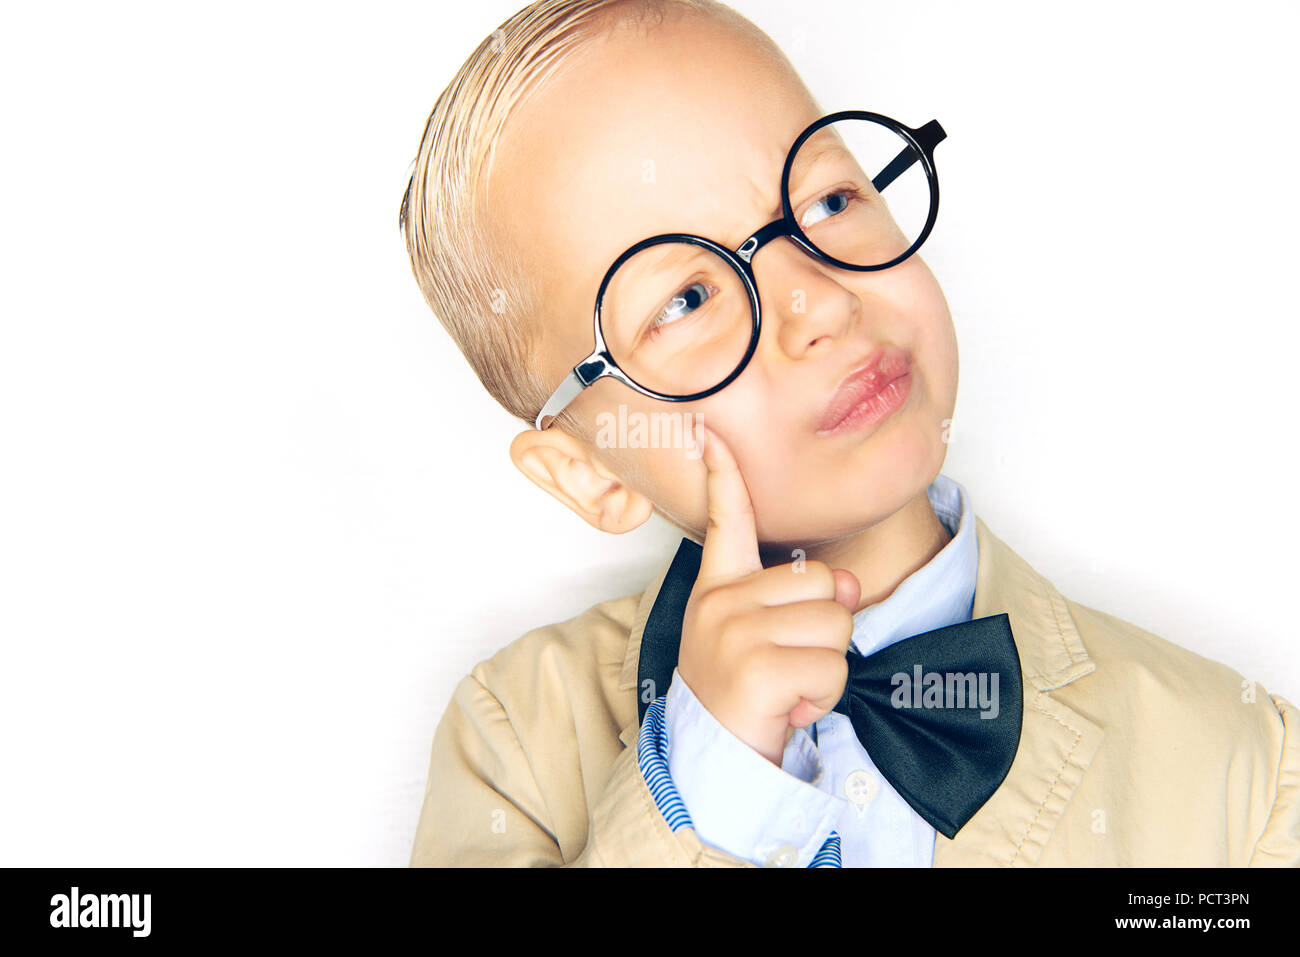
[534,110,947,430]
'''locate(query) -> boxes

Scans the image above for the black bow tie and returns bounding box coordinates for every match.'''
[636,537,1023,839]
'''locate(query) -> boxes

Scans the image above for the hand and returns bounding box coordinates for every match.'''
[676,423,861,766]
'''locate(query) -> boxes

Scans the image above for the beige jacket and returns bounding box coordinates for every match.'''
[410,516,1300,866]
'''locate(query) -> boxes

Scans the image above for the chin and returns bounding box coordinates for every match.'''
[752,464,925,549]
[850,429,943,505]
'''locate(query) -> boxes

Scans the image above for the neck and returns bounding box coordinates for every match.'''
[761,487,952,615]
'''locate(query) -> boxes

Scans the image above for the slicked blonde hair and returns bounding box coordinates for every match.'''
[398,0,746,437]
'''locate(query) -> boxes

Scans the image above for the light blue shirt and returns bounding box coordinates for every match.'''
[638,472,979,867]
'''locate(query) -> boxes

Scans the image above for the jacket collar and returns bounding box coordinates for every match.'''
[616,514,1106,866]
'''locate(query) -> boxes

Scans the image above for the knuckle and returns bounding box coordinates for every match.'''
[734,648,772,699]
[689,586,727,625]
[832,605,854,647]
[825,652,849,691]
[813,598,849,629]
[812,645,847,681]
[831,649,849,680]
[715,615,745,658]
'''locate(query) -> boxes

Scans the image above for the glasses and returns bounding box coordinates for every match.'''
[533,110,947,430]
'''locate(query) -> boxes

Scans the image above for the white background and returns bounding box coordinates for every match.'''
[1,0,1296,866]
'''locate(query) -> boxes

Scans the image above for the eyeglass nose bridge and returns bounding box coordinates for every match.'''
[735,218,798,264]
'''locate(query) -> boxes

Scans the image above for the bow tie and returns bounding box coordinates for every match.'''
[636,537,1024,839]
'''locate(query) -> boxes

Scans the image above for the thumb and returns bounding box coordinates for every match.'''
[832,568,861,612]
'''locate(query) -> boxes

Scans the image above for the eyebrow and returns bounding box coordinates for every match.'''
[789,141,850,192]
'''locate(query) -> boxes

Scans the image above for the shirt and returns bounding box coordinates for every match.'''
[636,471,979,867]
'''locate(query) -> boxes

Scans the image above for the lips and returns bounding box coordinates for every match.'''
[817,347,912,433]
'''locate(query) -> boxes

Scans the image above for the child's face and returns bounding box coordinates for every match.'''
[496,11,958,551]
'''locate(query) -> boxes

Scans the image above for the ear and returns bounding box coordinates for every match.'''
[509,428,655,534]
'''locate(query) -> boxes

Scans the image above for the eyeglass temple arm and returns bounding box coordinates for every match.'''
[535,370,586,430]
[873,119,946,193]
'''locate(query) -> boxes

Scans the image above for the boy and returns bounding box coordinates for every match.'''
[399,0,1298,866]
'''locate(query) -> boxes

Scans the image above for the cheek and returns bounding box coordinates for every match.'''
[893,259,958,416]
[585,398,712,523]
[919,311,959,415]
[631,389,791,534]
[699,390,809,522]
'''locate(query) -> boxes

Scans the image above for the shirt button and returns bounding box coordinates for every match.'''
[764,844,799,868]
[844,769,880,817]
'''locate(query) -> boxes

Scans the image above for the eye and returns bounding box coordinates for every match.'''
[799,187,861,229]
[646,281,715,339]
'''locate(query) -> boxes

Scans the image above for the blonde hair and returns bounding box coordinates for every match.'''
[398,0,746,437]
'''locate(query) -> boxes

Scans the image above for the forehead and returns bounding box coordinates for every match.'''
[485,11,822,304]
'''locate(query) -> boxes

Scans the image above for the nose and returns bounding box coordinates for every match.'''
[750,238,860,360]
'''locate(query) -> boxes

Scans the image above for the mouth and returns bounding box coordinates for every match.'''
[816,347,913,437]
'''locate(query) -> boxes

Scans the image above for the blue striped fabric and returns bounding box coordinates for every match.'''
[637,695,841,867]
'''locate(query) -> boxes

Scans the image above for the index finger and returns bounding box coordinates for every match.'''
[696,422,763,585]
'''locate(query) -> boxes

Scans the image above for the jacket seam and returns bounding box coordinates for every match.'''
[1044,581,1081,666]
[1009,690,1083,866]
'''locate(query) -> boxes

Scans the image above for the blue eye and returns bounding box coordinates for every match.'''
[647,281,713,338]
[800,187,861,229]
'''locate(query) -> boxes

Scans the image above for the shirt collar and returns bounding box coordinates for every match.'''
[850,472,979,656]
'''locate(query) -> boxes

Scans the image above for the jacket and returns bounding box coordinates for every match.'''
[410,515,1300,866]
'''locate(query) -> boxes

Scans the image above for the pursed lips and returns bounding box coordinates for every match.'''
[816,346,913,434]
